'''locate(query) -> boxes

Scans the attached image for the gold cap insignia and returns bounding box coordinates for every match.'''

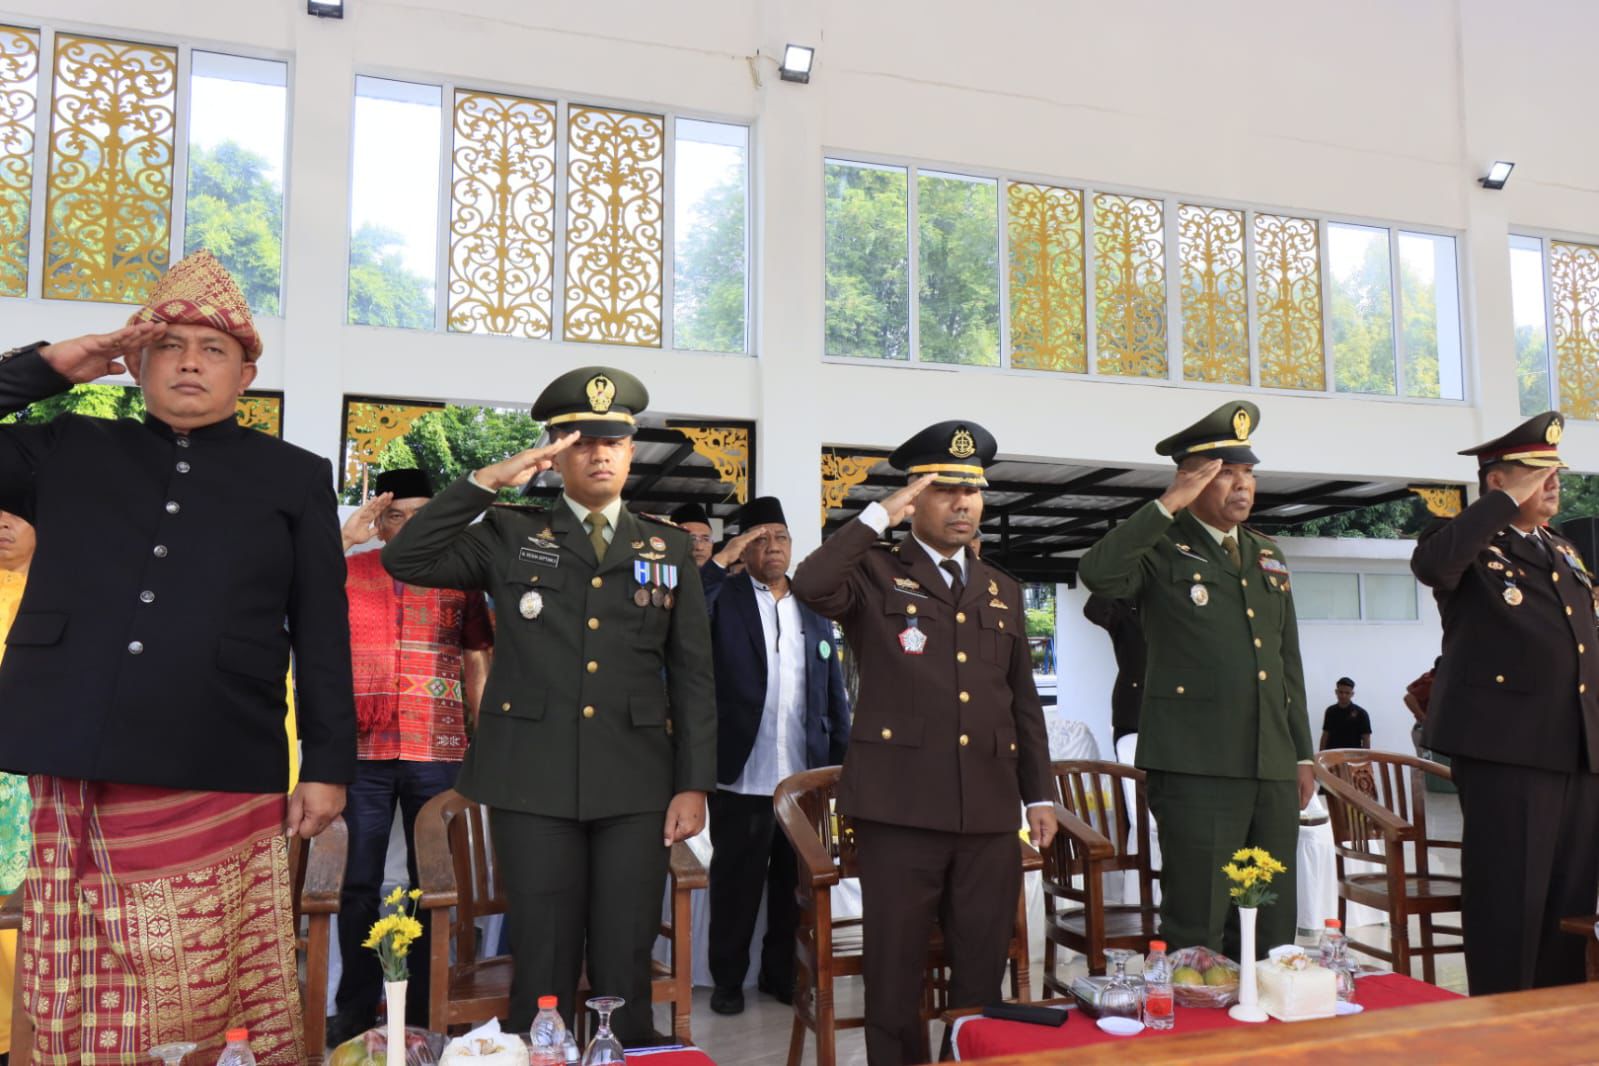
[949,427,977,459]
[1232,407,1251,441]
[1547,419,1563,445]
[586,374,616,414]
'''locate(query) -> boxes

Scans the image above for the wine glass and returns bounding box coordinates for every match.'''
[581,996,627,1064]
[148,1043,198,1066]
[1100,949,1141,1020]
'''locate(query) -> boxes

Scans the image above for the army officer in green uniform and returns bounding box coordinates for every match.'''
[1079,401,1314,958]
[383,367,715,1042]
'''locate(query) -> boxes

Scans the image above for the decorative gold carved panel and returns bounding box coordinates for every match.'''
[235,395,282,437]
[1178,204,1248,384]
[564,106,663,347]
[820,453,881,525]
[344,401,443,485]
[1551,241,1599,420]
[671,424,748,503]
[43,33,177,304]
[1008,182,1085,373]
[448,90,557,338]
[0,25,39,299]
[1254,213,1325,391]
[1407,485,1463,518]
[1092,193,1166,378]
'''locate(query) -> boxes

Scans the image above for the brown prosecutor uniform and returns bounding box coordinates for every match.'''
[792,517,1051,1064]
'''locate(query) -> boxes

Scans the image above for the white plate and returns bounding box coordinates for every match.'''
[1335,1001,1364,1016]
[1095,1016,1145,1037]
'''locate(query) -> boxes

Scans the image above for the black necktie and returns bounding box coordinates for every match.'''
[940,559,965,601]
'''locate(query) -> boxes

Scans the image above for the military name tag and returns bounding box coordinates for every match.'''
[518,546,560,568]
[899,623,927,655]
[1190,584,1210,607]
[519,589,544,619]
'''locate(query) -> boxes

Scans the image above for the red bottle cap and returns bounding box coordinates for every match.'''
[226,1028,249,1042]
[1325,918,1342,929]
[538,995,558,1009]
[1148,940,1166,951]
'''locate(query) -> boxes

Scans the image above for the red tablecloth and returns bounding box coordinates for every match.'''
[953,974,1461,1059]
[626,1050,716,1066]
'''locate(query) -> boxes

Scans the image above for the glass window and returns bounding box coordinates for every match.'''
[1510,235,1552,416]
[0,24,40,299]
[917,171,999,367]
[1292,571,1361,621]
[825,160,908,360]
[1362,573,1418,621]
[349,76,441,329]
[673,118,748,353]
[185,52,288,315]
[1327,222,1395,395]
[1397,231,1462,400]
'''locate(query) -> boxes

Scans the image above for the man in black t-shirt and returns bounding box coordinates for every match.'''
[1319,676,1373,749]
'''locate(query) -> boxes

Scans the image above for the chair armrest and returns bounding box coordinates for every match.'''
[1052,802,1115,861]
[1314,766,1415,840]
[774,791,841,889]
[669,841,708,890]
[1020,840,1043,873]
[300,816,347,915]
[0,890,21,931]
[414,800,460,911]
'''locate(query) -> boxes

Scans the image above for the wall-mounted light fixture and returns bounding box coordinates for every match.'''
[779,44,815,84]
[308,0,345,18]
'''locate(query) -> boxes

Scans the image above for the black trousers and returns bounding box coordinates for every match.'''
[1452,755,1599,994]
[490,807,669,1044]
[707,789,798,994]
[853,820,1019,1066]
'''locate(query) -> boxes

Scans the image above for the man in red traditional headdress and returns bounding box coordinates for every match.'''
[0,250,355,1063]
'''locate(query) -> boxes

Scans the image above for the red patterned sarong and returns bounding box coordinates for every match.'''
[21,778,302,1064]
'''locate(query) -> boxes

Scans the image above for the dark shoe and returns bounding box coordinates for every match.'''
[709,985,746,1015]
[622,1027,679,1049]
[325,1009,376,1048]
[758,973,793,1005]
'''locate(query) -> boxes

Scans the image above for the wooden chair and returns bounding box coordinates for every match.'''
[1041,760,1159,987]
[773,767,1036,1066]
[414,790,705,1042]
[1315,750,1464,984]
[1558,915,1599,982]
[288,816,346,1064]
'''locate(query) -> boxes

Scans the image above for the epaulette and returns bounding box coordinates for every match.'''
[978,555,1022,584]
[490,501,551,514]
[637,512,682,529]
[1243,524,1279,543]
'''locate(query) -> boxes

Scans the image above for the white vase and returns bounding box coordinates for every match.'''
[1227,906,1269,1023]
[385,979,408,1066]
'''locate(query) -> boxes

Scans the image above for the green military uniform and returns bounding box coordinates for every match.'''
[1078,402,1311,959]
[382,367,715,1040]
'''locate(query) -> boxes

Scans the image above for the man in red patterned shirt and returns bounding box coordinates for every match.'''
[329,467,494,1043]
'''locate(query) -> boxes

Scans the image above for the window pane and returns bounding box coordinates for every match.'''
[1093,193,1167,378]
[1398,231,1462,400]
[448,89,556,338]
[825,160,908,360]
[673,118,747,353]
[918,171,998,367]
[1292,571,1361,621]
[1179,204,1248,384]
[1007,182,1085,373]
[340,399,541,503]
[1510,235,1552,417]
[0,25,40,299]
[185,52,286,316]
[1327,222,1395,395]
[1550,241,1599,420]
[564,105,665,347]
[44,34,177,304]
[1254,213,1325,390]
[349,77,441,328]
[1363,573,1417,621]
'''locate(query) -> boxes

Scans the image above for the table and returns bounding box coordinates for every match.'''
[951,974,1459,1059]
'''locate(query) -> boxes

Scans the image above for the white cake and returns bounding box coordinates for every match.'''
[1255,947,1337,1021]
[440,1021,531,1066]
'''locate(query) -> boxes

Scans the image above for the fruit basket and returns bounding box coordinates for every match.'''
[1168,945,1240,1008]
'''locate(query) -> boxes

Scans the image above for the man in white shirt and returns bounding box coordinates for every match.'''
[700,496,850,1014]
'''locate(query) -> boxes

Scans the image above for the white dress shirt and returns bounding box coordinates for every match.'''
[727,578,808,796]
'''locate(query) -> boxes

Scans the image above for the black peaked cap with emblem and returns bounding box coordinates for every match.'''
[737,495,787,531]
[372,467,433,500]
[671,502,710,526]
[888,421,997,487]
[531,366,648,438]
[1155,400,1261,465]
[1459,410,1568,470]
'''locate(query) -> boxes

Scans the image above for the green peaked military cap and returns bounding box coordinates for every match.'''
[1155,400,1261,465]
[1458,410,1568,469]
[531,366,648,438]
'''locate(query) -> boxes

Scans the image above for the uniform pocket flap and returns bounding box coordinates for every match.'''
[883,591,926,617]
[630,693,668,727]
[858,718,925,747]
[978,605,1014,633]
[1170,559,1214,583]
[217,635,287,681]
[5,611,65,647]
[1155,671,1216,699]
[496,689,546,720]
[513,563,565,590]
[1466,663,1531,693]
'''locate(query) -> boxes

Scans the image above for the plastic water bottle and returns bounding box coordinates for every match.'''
[1318,918,1344,969]
[561,1031,580,1064]
[215,1029,257,1066]
[1329,934,1358,1003]
[1142,939,1174,1030]
[530,995,568,1065]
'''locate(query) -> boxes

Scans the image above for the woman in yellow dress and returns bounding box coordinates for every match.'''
[0,509,36,1057]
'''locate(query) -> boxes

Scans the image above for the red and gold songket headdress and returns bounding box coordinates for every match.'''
[126,250,264,362]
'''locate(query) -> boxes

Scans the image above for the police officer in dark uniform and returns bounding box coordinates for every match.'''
[791,421,1056,1066]
[383,367,716,1041]
[1412,410,1599,994]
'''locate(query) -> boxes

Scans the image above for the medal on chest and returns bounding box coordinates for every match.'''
[519,589,544,619]
[1190,583,1210,607]
[899,618,928,655]
[1503,584,1523,606]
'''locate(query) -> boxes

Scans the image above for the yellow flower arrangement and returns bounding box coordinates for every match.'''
[365,886,426,982]
[1221,847,1287,909]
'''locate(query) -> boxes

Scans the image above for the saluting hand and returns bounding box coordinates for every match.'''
[38,321,167,383]
[663,789,707,846]
[881,473,938,526]
[474,432,578,491]
[712,522,779,569]
[1498,463,1558,506]
[1157,459,1222,514]
[341,492,393,552]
